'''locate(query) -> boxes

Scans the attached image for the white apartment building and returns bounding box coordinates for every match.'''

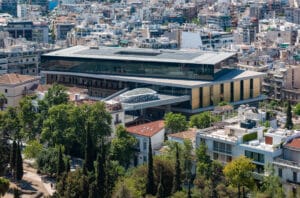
[127,120,165,166]
[196,106,292,177]
[273,133,300,185]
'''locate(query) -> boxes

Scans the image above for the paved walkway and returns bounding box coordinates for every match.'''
[4,162,55,198]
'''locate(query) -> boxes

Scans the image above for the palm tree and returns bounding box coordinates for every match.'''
[0,93,7,110]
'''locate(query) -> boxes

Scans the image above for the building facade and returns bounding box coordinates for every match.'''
[0,73,40,108]
[41,46,266,114]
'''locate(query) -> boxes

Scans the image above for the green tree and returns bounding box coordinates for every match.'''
[2,107,20,140]
[41,104,73,149]
[190,112,219,129]
[146,138,154,195]
[164,112,188,133]
[113,156,174,197]
[111,125,137,168]
[44,83,68,107]
[210,161,224,197]
[165,140,192,181]
[0,93,7,111]
[261,164,285,198]
[83,127,95,173]
[18,96,37,140]
[295,103,300,116]
[15,143,23,181]
[10,140,17,173]
[87,102,112,139]
[172,143,182,193]
[0,177,9,197]
[223,156,255,198]
[285,100,293,129]
[57,146,65,177]
[36,147,59,175]
[57,168,89,198]
[195,141,211,179]
[113,182,132,198]
[182,140,193,181]
[0,138,10,176]
[105,159,125,197]
[23,140,43,159]
[95,145,106,198]
[157,166,165,198]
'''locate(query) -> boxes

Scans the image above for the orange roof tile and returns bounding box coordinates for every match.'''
[126,120,165,137]
[0,73,38,85]
[286,138,300,149]
[168,128,197,141]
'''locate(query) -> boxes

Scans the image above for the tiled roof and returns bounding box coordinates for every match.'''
[0,74,38,85]
[36,84,88,94]
[168,128,197,141]
[286,138,300,149]
[126,120,165,137]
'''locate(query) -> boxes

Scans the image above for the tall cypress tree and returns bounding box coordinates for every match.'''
[15,143,23,181]
[285,100,294,130]
[187,178,192,198]
[65,157,71,173]
[95,142,106,198]
[157,166,165,198]
[10,140,17,173]
[83,126,94,174]
[57,146,65,177]
[146,137,154,195]
[172,143,182,193]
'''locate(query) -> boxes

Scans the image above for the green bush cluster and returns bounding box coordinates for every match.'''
[242,132,258,143]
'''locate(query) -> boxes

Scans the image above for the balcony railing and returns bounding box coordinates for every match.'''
[274,158,300,169]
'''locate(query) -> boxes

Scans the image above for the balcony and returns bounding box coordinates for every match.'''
[273,158,300,170]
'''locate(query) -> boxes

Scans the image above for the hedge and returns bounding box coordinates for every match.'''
[243,132,258,143]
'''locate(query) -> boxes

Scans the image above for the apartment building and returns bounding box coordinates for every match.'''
[127,120,165,166]
[0,73,40,108]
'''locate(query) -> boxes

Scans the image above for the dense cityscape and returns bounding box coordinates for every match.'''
[0,0,300,197]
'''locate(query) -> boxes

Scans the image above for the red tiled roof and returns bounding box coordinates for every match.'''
[286,138,300,149]
[0,74,38,85]
[126,120,165,137]
[168,128,197,141]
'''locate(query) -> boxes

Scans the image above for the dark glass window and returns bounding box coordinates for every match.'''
[41,57,215,80]
[199,87,203,108]
[230,82,234,102]
[278,168,282,178]
[250,79,253,98]
[240,80,244,100]
[293,172,297,182]
[245,150,264,163]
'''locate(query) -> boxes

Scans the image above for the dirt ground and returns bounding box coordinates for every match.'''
[4,163,54,198]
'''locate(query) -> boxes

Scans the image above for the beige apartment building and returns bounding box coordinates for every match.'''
[0,73,40,108]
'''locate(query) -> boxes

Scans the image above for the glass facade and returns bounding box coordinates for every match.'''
[46,73,192,110]
[213,141,232,154]
[245,150,265,163]
[41,56,218,80]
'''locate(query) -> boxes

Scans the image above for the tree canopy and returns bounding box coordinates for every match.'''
[189,112,219,129]
[164,112,188,133]
[111,125,137,168]
[223,156,255,198]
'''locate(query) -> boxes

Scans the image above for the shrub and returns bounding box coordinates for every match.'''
[243,132,258,143]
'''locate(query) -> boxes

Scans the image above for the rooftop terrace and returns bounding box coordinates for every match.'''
[43,45,236,65]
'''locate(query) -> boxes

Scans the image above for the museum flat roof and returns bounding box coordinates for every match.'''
[42,45,236,65]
